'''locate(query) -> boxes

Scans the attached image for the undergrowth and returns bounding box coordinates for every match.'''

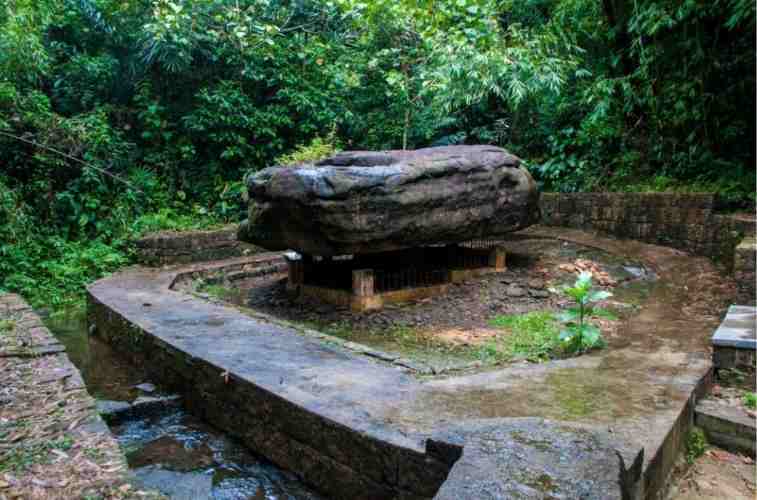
[743,392,757,409]
[685,427,708,464]
[1,177,227,314]
[485,311,561,362]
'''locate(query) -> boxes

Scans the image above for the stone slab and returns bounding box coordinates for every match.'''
[712,305,756,349]
[431,418,638,500]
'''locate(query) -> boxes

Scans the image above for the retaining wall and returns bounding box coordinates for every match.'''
[86,281,454,500]
[0,293,141,497]
[540,193,748,265]
[734,236,756,305]
[134,225,260,266]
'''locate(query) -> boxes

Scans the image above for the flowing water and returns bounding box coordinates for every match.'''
[46,312,323,500]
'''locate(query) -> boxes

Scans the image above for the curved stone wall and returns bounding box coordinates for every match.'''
[540,193,749,266]
[134,225,261,266]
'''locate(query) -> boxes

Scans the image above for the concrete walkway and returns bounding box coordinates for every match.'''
[88,228,736,499]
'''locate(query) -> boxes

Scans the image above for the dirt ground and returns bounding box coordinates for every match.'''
[667,447,756,500]
[235,237,647,345]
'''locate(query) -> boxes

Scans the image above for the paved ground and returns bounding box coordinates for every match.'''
[0,293,161,500]
[88,226,738,499]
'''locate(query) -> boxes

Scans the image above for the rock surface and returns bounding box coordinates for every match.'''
[239,145,539,256]
[431,418,638,500]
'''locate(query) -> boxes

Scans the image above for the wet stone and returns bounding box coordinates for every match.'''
[135,382,157,393]
[432,418,636,500]
[133,465,213,500]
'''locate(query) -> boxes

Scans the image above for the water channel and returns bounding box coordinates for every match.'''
[46,312,323,500]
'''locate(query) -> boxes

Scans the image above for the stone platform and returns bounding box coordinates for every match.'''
[285,245,507,312]
[712,305,756,371]
[87,227,735,500]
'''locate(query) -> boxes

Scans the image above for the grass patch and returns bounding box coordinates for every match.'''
[743,392,757,409]
[485,311,561,362]
[197,283,236,300]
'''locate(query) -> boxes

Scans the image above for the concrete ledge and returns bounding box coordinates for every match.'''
[695,399,756,456]
[712,305,756,372]
[87,227,731,500]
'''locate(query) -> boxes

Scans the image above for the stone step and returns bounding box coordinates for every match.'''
[695,398,756,457]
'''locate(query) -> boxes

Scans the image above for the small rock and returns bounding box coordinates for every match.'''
[505,284,527,297]
[527,278,545,290]
[97,400,132,417]
[135,382,156,393]
[529,289,550,299]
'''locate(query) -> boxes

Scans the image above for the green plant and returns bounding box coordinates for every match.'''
[553,272,611,353]
[743,392,757,409]
[199,284,235,301]
[718,368,747,386]
[685,427,707,464]
[275,132,341,167]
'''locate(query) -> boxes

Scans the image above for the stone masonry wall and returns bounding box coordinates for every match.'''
[540,193,746,266]
[87,291,453,500]
[134,225,260,266]
[734,236,756,306]
[0,293,146,497]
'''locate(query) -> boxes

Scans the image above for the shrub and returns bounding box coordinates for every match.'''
[685,427,708,464]
[743,392,757,409]
[553,272,611,353]
[275,132,340,167]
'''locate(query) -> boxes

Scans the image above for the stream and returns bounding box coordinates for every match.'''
[45,311,323,500]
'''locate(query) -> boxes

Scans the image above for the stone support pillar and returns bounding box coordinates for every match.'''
[352,269,375,297]
[489,246,507,271]
[286,253,304,292]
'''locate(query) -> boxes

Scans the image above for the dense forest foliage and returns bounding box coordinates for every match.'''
[1,0,755,310]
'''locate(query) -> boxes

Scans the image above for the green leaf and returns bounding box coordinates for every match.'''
[580,324,601,346]
[559,329,575,342]
[557,308,579,323]
[587,290,612,303]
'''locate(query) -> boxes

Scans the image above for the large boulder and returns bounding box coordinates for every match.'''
[238,145,539,256]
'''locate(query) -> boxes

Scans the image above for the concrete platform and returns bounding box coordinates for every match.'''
[712,305,756,371]
[712,305,756,349]
[87,227,735,500]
